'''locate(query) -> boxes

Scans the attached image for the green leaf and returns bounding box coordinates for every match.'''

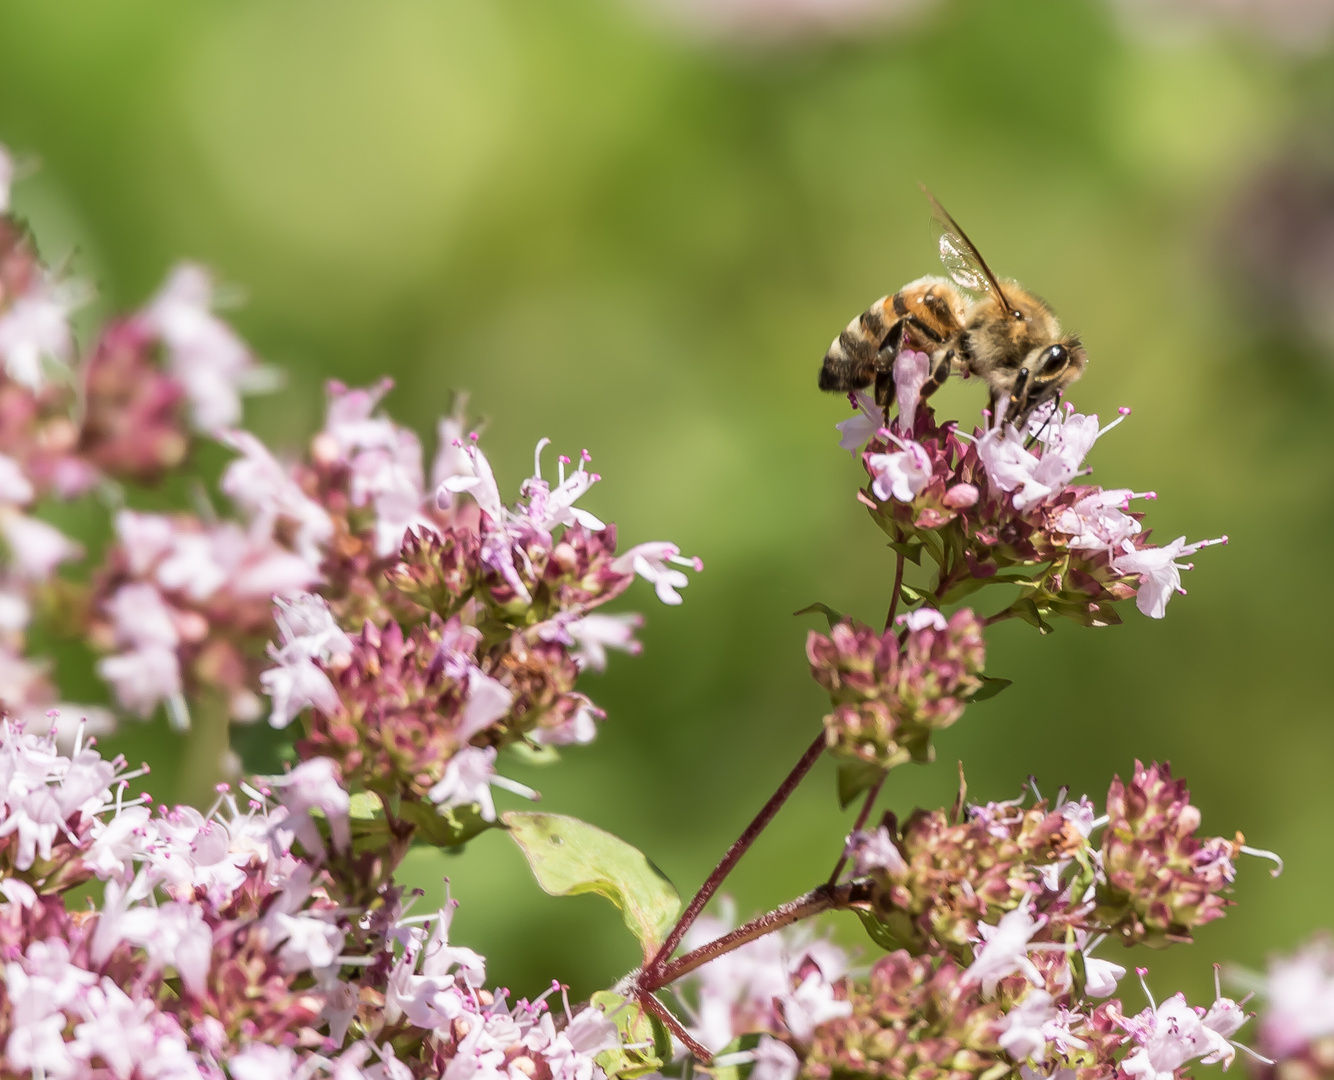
[504,812,680,961]
[886,540,923,565]
[508,741,562,766]
[837,760,886,809]
[346,791,393,847]
[938,575,990,604]
[590,991,671,1079]
[1013,598,1054,635]
[898,583,928,606]
[400,799,497,848]
[856,908,916,952]
[793,602,844,628]
[1046,597,1123,628]
[968,676,1013,703]
[1068,939,1088,1000]
[917,526,947,567]
[348,792,381,819]
[905,732,935,764]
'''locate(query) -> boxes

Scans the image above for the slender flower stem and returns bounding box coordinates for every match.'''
[929,555,962,610]
[825,771,887,886]
[643,732,827,978]
[643,883,864,991]
[636,991,713,1062]
[884,550,906,631]
[177,696,231,806]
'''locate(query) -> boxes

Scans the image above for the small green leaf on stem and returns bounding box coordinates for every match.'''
[508,741,562,766]
[938,576,990,604]
[856,908,915,951]
[793,602,844,628]
[886,540,923,565]
[917,527,946,567]
[1013,598,1054,634]
[400,799,497,848]
[589,991,671,1079]
[347,792,381,820]
[898,583,927,606]
[837,761,887,810]
[504,812,681,961]
[968,675,1013,703]
[1046,597,1124,628]
[345,791,393,846]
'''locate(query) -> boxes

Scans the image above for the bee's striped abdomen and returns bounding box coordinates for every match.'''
[817,295,894,393]
[817,278,966,398]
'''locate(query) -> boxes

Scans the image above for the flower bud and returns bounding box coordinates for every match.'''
[804,951,1005,1080]
[944,483,980,509]
[78,319,190,483]
[860,799,1071,956]
[808,611,985,770]
[1094,761,1235,944]
[384,526,480,617]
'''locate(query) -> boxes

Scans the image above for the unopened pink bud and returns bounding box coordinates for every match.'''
[310,431,341,466]
[943,484,979,509]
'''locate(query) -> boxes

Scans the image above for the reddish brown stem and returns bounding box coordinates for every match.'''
[825,772,887,886]
[884,551,906,631]
[636,991,713,1062]
[643,732,827,978]
[643,883,862,991]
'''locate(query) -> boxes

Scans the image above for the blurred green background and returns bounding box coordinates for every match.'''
[2,0,1331,1021]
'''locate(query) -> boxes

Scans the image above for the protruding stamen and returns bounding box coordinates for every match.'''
[491,774,540,802]
[1233,1043,1275,1065]
[1136,967,1156,1010]
[1239,844,1284,877]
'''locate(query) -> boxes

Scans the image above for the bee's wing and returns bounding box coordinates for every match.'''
[921,185,1014,313]
[937,229,990,293]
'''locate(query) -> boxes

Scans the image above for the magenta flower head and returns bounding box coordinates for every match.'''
[77,319,190,484]
[1095,761,1238,944]
[296,614,515,803]
[856,799,1074,957]
[839,398,1225,629]
[807,609,985,769]
[803,950,1005,1080]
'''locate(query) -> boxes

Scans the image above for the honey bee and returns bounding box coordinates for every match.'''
[818,188,1087,427]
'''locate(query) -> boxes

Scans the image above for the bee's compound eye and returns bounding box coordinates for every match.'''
[1039,344,1069,375]
[1011,309,1025,320]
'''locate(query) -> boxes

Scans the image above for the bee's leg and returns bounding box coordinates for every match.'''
[1005,367,1032,428]
[873,367,896,423]
[876,327,956,426]
[989,368,1030,428]
[897,316,944,353]
[1023,390,1063,448]
[821,309,909,394]
[920,347,955,401]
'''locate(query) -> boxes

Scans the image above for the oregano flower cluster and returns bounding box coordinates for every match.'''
[0,139,1325,1080]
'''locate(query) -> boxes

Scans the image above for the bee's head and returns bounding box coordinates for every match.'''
[1008,336,1088,425]
[970,281,1062,353]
